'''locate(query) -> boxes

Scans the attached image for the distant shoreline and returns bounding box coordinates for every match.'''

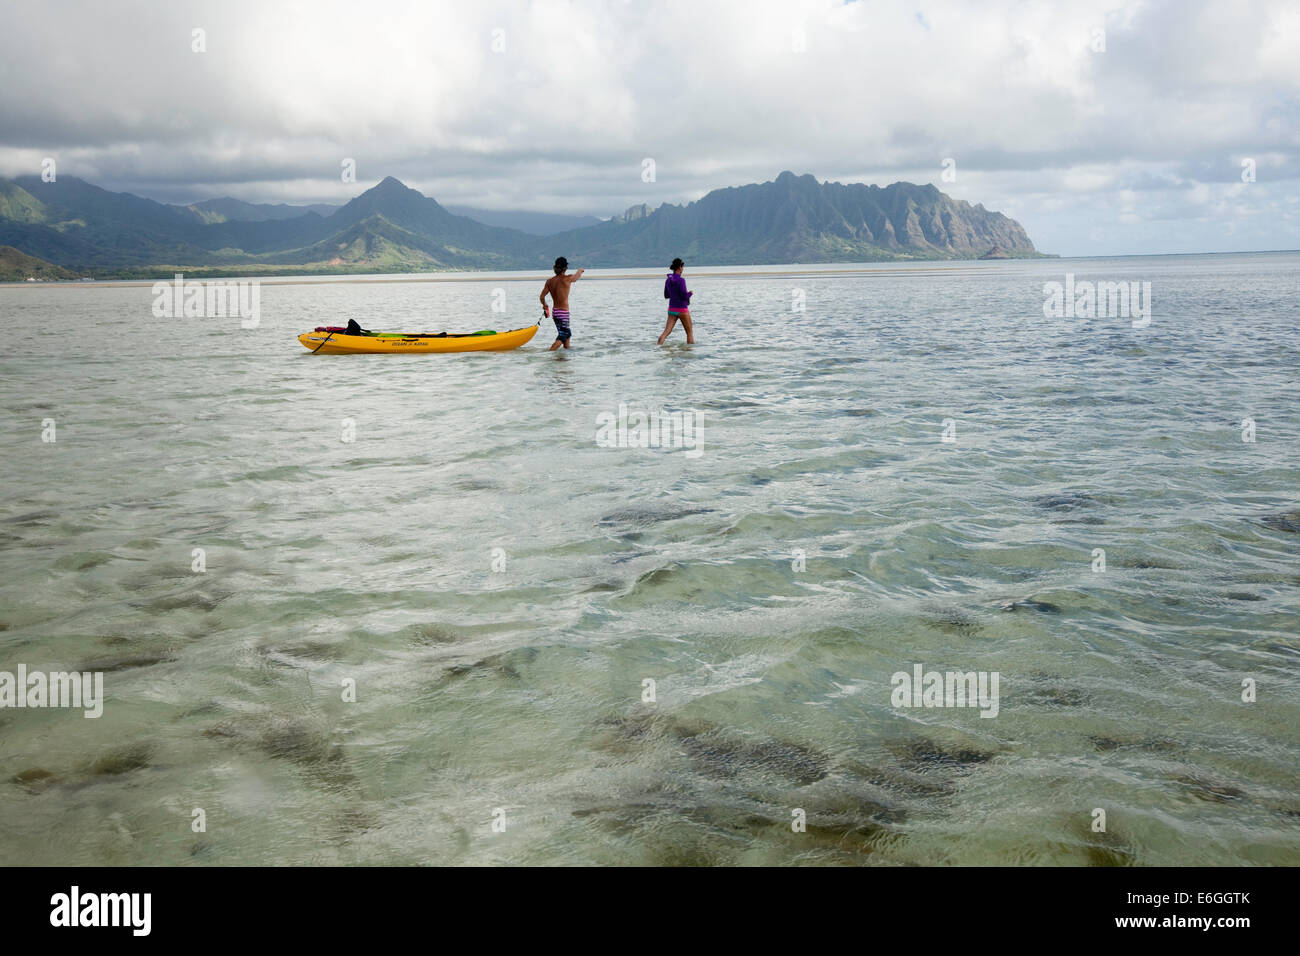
[2,249,1296,289]
[0,264,995,288]
[0,253,1061,285]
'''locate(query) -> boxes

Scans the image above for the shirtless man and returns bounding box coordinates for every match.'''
[540,256,584,350]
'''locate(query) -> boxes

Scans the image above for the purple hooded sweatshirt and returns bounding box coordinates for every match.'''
[664,272,692,310]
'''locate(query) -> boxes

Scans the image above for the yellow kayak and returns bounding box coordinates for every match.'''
[298,324,539,354]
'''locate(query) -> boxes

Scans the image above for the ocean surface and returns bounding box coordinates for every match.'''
[1,253,1297,866]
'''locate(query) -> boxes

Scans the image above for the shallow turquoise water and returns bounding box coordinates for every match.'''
[0,254,1297,865]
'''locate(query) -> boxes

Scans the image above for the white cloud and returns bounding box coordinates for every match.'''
[0,0,1295,254]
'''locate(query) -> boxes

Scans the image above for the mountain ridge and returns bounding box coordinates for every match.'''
[0,171,1046,277]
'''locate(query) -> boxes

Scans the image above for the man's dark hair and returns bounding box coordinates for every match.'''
[554,257,568,275]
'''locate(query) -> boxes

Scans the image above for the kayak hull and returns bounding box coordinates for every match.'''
[298,324,539,354]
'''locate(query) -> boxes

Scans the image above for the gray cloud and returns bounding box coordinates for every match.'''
[0,0,1296,254]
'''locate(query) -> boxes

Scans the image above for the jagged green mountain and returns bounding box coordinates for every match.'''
[552,172,1038,266]
[0,175,534,274]
[287,176,533,269]
[0,171,1042,277]
[0,176,226,268]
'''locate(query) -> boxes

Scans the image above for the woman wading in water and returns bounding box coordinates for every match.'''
[658,257,694,344]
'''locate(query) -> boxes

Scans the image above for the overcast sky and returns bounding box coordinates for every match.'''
[0,0,1296,256]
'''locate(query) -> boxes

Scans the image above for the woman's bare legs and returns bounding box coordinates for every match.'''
[681,314,695,344]
[657,315,678,345]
